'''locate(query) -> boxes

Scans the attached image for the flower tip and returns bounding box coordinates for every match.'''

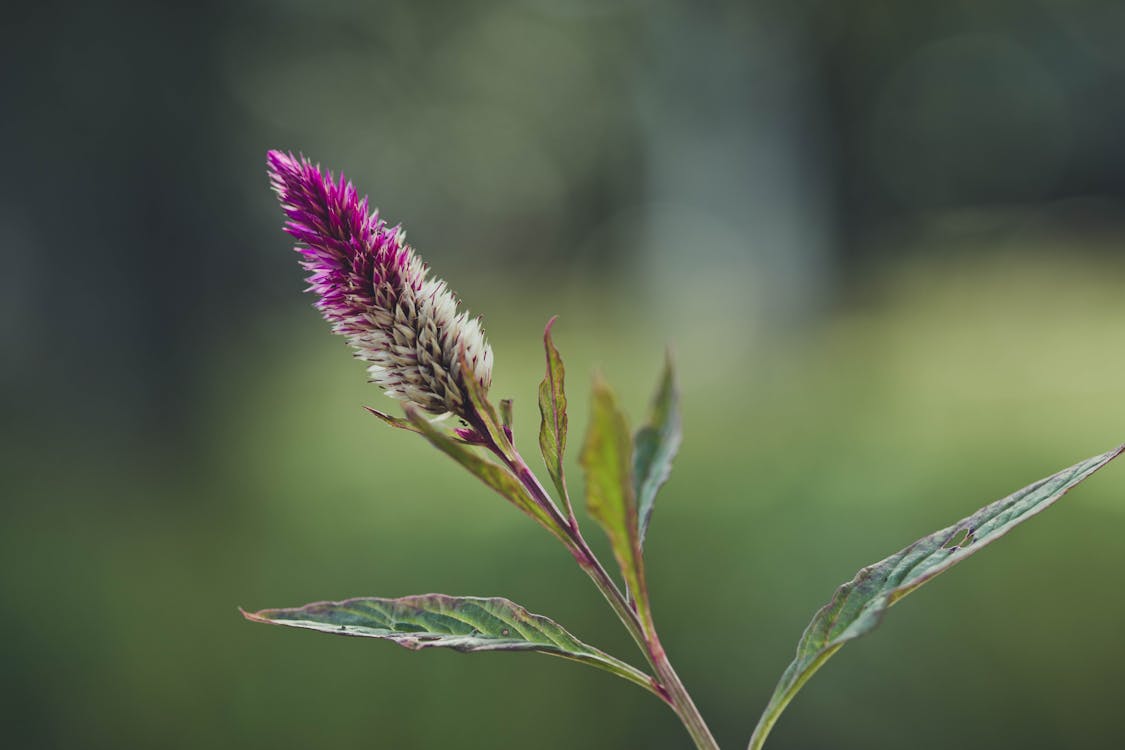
[266,150,300,190]
[266,150,314,189]
[266,149,286,172]
[266,148,295,166]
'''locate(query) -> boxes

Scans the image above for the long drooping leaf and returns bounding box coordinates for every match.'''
[538,316,570,510]
[581,375,649,616]
[748,445,1124,750]
[243,594,662,699]
[633,353,681,545]
[404,405,564,540]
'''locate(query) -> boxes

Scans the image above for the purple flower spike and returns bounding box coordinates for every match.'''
[267,150,493,417]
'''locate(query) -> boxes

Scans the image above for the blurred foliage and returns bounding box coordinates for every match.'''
[4,0,1125,748]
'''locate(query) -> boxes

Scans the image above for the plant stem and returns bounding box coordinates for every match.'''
[746,645,839,750]
[506,448,720,750]
[571,530,720,750]
[647,629,721,750]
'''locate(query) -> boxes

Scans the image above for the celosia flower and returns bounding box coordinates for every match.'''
[267,150,493,418]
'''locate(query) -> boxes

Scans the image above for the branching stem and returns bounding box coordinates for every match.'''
[504,447,720,750]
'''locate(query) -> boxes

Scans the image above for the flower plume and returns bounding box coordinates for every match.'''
[267,150,493,418]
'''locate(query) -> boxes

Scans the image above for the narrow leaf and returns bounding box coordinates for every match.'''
[581,375,648,615]
[243,594,662,699]
[405,406,564,539]
[633,352,682,545]
[538,316,569,507]
[459,345,512,460]
[748,446,1124,750]
[370,405,489,446]
[364,406,421,433]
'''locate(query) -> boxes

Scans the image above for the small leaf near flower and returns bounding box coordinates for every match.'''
[538,316,570,510]
[458,346,513,460]
[633,352,681,546]
[581,375,649,620]
[364,406,421,433]
[405,405,564,540]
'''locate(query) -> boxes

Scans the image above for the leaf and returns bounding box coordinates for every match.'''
[633,353,682,545]
[581,375,649,617]
[458,345,513,461]
[364,406,421,433]
[242,594,663,699]
[538,316,569,507]
[404,405,564,540]
[748,445,1124,750]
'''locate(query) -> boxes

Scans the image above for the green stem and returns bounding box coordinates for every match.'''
[572,532,719,750]
[505,452,649,648]
[747,645,841,750]
[647,630,720,750]
[506,448,720,750]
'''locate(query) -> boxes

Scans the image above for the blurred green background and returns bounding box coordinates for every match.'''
[4,1,1125,748]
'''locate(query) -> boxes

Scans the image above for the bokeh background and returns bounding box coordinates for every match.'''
[4,1,1125,748]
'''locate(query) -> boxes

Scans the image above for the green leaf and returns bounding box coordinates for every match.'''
[538,316,569,508]
[364,406,421,433]
[633,353,681,545]
[458,345,513,460]
[404,406,564,540]
[581,375,649,615]
[748,445,1124,750]
[242,594,662,699]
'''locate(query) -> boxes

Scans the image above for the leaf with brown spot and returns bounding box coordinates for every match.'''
[748,445,1125,750]
[242,594,662,699]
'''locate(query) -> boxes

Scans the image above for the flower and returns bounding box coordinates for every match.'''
[267,150,493,417]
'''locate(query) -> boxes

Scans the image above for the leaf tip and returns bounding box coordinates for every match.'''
[589,368,608,390]
[239,606,269,624]
[364,404,397,422]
